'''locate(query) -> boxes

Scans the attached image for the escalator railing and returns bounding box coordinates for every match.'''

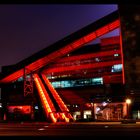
[42,74,73,122]
[33,73,57,123]
[39,74,61,112]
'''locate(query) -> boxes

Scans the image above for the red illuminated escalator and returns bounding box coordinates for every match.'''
[33,73,57,123]
[33,73,73,122]
[41,74,73,122]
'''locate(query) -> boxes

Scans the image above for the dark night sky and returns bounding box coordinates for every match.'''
[0,4,118,70]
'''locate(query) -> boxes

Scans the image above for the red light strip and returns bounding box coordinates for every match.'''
[96,26,109,37]
[59,44,73,55]
[84,32,97,42]
[48,50,121,65]
[119,21,125,84]
[95,20,119,37]
[44,60,122,74]
[46,51,62,60]
[61,113,69,122]
[0,69,24,83]
[108,19,120,30]
[70,38,86,49]
[33,74,57,123]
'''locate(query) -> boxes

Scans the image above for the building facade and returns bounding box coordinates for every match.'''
[1,8,136,122]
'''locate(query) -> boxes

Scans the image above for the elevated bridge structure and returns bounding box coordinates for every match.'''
[0,10,123,122]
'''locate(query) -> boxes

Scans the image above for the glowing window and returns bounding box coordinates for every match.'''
[95,58,100,62]
[111,64,122,72]
[92,77,103,85]
[114,53,119,57]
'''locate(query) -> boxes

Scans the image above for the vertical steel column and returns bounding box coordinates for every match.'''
[23,67,33,97]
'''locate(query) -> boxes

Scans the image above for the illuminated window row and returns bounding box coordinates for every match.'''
[51,77,103,88]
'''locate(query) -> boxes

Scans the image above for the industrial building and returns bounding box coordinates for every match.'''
[0,8,137,122]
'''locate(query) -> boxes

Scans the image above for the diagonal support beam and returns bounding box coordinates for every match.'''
[0,11,120,83]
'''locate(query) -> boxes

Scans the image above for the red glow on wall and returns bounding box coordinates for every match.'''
[8,105,31,114]
[101,36,120,46]
[103,74,122,84]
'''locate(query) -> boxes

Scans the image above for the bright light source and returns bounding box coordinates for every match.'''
[126,99,131,104]
[35,106,39,110]
[44,126,49,128]
[38,128,45,131]
[96,107,100,112]
[102,102,107,106]
[114,53,119,57]
[0,103,2,108]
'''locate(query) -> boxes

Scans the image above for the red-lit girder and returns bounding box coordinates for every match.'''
[42,49,121,70]
[0,15,120,83]
[51,50,121,65]
[43,60,122,74]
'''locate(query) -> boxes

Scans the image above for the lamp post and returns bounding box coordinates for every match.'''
[91,103,95,121]
[126,98,131,119]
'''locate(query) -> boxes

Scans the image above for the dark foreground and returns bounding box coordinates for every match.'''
[0,121,140,138]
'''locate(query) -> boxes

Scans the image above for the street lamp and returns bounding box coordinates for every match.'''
[126,98,131,119]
